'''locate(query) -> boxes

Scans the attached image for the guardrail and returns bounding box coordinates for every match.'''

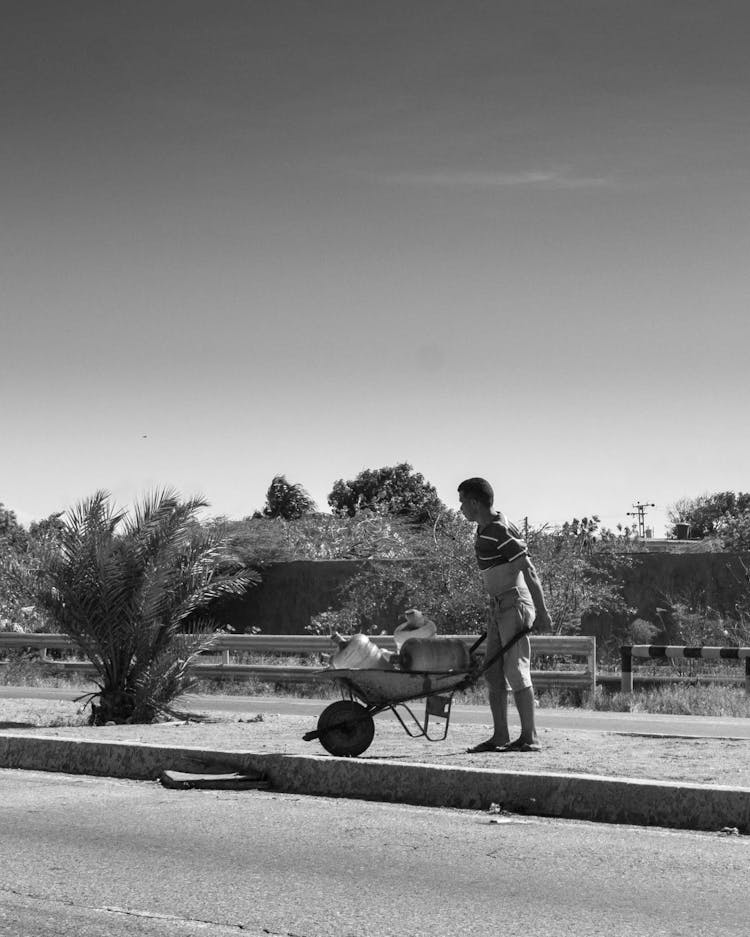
[0,632,597,694]
[621,645,750,695]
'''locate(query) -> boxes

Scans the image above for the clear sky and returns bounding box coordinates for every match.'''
[2,1,749,536]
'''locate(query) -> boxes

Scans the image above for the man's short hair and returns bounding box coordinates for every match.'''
[457,477,494,507]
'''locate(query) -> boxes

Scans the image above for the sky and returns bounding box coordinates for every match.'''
[2,1,749,537]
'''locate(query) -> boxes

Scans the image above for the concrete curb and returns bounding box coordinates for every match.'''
[1,733,748,834]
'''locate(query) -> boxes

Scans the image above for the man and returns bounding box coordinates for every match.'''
[458,477,552,753]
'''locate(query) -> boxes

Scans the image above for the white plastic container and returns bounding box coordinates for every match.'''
[330,633,394,670]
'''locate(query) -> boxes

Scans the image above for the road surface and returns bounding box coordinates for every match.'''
[1,769,748,936]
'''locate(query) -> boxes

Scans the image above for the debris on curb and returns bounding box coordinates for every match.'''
[160,769,270,791]
[488,801,513,823]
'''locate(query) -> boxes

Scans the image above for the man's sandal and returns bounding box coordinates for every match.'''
[466,740,504,754]
[499,738,541,753]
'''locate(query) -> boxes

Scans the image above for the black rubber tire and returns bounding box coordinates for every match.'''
[317,700,375,757]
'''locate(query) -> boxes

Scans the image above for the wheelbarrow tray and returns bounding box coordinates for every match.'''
[315,667,472,707]
[303,667,475,755]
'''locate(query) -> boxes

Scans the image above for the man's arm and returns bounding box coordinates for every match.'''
[518,556,552,632]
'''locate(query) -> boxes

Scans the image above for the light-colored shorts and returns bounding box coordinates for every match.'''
[484,587,536,692]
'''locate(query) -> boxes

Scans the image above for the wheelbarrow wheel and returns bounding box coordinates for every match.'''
[317,700,375,757]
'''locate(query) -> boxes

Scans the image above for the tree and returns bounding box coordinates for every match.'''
[667,491,750,539]
[307,511,633,646]
[526,517,634,638]
[261,475,316,520]
[327,462,444,524]
[1,504,48,631]
[0,510,63,632]
[36,489,258,725]
[714,510,750,552]
[307,510,488,637]
[0,503,25,547]
[0,503,16,533]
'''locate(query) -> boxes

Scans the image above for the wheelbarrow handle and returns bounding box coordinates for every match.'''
[479,626,533,675]
[469,631,488,654]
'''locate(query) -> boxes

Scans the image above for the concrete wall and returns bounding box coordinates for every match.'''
[581,551,750,651]
[211,559,371,634]
[211,553,750,637]
[614,551,750,619]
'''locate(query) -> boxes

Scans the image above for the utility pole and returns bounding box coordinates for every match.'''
[627,501,655,538]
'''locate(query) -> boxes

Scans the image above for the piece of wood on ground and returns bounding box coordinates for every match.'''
[160,769,270,791]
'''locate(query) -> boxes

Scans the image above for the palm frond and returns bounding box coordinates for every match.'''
[129,624,216,722]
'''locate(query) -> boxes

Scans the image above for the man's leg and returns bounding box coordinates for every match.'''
[513,685,538,747]
[501,603,541,751]
[466,668,510,751]
[484,602,511,745]
[466,609,511,752]
[487,672,511,746]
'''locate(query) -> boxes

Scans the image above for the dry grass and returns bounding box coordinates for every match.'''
[592,684,750,718]
[0,698,89,729]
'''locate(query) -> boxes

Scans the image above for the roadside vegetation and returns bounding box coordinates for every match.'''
[2,475,750,724]
[590,684,750,718]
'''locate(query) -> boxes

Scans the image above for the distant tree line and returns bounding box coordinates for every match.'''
[256,462,443,523]
[667,491,750,549]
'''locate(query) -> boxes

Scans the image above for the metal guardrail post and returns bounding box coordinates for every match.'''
[621,645,633,693]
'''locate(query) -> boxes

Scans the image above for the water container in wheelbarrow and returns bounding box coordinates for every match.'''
[330,633,395,670]
[398,637,470,673]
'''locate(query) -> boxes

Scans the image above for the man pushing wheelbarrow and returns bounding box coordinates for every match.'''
[458,477,552,754]
[303,477,553,758]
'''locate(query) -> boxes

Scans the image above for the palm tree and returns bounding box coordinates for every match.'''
[262,474,316,520]
[38,489,258,725]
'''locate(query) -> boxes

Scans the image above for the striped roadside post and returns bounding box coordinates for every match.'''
[621,645,633,694]
[621,645,750,695]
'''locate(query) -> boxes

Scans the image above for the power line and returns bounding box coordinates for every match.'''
[626,501,655,538]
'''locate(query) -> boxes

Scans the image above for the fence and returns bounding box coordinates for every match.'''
[0,632,597,694]
[620,645,750,695]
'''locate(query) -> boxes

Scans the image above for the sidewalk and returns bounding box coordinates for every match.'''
[3,706,749,786]
[1,701,749,834]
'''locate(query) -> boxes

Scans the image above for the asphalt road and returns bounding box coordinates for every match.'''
[1,770,748,937]
[3,685,750,738]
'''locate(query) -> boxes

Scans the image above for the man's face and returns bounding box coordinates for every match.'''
[459,491,481,522]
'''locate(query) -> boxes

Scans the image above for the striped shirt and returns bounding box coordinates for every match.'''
[475,514,528,570]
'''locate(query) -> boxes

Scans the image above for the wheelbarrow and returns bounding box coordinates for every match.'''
[302,628,530,757]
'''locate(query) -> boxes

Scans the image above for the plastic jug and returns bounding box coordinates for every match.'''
[393,608,437,651]
[331,633,394,670]
[398,637,470,673]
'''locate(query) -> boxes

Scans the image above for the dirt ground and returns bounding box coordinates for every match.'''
[2,698,750,788]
